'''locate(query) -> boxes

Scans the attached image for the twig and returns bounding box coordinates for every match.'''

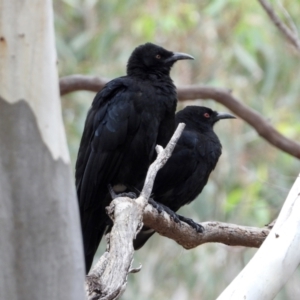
[59,75,300,159]
[276,0,299,39]
[258,0,300,52]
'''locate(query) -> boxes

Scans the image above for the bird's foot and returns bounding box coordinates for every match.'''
[148,198,163,214]
[148,198,204,232]
[148,198,181,223]
[148,198,173,215]
[177,215,204,233]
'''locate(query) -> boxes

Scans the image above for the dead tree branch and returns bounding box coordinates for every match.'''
[80,104,274,300]
[85,124,185,300]
[85,194,271,299]
[143,204,270,249]
[84,123,273,299]
[258,0,300,52]
[59,75,300,159]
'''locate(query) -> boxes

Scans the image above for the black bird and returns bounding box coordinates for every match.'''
[133,106,235,249]
[75,43,194,273]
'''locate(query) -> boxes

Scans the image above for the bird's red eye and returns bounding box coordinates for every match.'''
[204,113,210,118]
[156,54,161,59]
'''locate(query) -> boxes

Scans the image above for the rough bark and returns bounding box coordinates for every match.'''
[85,197,143,300]
[0,1,85,299]
[143,204,270,249]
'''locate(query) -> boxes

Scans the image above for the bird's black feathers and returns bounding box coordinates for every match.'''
[133,106,235,249]
[75,43,193,273]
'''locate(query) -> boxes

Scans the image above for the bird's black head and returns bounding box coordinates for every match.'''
[176,106,236,131]
[127,43,194,77]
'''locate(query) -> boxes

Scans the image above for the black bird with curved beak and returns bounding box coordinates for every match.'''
[134,106,236,250]
[75,43,194,273]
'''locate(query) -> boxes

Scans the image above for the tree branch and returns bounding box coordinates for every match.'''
[59,75,300,159]
[143,203,270,248]
[178,86,300,159]
[84,122,271,299]
[85,124,185,300]
[59,75,109,96]
[258,0,300,52]
[82,119,274,300]
[85,190,271,300]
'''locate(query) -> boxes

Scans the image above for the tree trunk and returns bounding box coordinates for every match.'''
[217,174,300,300]
[0,1,85,299]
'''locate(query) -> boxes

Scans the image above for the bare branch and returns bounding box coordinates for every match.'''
[59,75,109,96]
[276,0,299,39]
[59,75,300,159]
[85,198,271,300]
[85,196,142,300]
[258,0,300,52]
[82,119,274,298]
[178,86,300,159]
[143,203,270,249]
[85,123,185,300]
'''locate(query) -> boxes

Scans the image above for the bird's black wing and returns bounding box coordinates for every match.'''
[153,130,213,211]
[134,130,200,250]
[75,77,142,271]
[134,130,219,250]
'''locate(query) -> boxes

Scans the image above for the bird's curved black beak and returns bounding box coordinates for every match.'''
[215,112,236,121]
[165,52,194,63]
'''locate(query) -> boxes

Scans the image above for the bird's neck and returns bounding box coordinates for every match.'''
[127,66,172,81]
[176,119,211,132]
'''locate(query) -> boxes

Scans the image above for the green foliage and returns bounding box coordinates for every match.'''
[54,0,300,298]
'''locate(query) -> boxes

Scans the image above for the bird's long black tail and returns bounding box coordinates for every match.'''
[133,226,156,250]
[81,208,109,274]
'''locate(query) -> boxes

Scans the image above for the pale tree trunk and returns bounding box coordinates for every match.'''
[0,1,85,300]
[217,174,300,300]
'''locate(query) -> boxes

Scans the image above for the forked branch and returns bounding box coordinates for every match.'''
[85,124,185,300]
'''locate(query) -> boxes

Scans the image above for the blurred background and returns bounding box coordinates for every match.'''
[54,0,300,299]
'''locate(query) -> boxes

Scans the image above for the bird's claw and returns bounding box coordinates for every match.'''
[178,215,204,233]
[148,198,204,232]
[148,198,164,214]
[149,199,181,222]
